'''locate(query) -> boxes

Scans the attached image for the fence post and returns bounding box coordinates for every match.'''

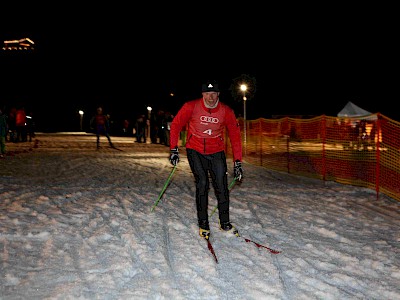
[286,117,290,173]
[259,119,263,166]
[375,114,381,200]
[322,115,327,181]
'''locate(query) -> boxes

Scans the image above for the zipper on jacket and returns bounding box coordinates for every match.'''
[204,109,212,152]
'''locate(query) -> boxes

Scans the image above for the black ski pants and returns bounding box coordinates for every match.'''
[186,149,230,225]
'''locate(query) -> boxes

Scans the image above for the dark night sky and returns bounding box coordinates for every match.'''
[1,5,398,132]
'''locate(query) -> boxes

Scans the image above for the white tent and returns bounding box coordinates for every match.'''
[337,101,377,120]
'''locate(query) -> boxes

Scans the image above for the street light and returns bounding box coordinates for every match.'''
[147,106,152,143]
[78,110,84,131]
[240,84,247,156]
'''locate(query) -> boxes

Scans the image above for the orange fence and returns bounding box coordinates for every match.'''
[225,113,400,202]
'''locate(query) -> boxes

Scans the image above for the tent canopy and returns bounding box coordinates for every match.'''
[337,101,377,120]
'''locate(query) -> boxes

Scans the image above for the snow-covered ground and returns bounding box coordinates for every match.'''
[1,133,399,300]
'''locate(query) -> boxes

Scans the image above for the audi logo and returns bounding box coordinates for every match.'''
[200,116,219,123]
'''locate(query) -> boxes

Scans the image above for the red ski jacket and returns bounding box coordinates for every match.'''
[170,98,242,162]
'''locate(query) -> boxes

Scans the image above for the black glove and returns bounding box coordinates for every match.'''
[169,147,180,166]
[234,160,243,182]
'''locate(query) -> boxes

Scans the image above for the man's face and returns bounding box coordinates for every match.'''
[202,91,219,107]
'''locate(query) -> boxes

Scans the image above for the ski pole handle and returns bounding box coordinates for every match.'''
[151,165,177,212]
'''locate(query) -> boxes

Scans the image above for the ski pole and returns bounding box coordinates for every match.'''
[151,165,177,212]
[209,177,237,217]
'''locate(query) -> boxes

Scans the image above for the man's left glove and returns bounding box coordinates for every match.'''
[169,147,180,166]
[233,160,243,182]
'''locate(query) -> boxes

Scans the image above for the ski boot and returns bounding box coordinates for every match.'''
[219,221,239,237]
[199,220,210,240]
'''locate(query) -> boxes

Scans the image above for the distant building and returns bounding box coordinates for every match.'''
[2,37,35,51]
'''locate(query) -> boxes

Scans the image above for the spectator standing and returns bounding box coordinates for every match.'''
[15,106,27,142]
[8,107,17,142]
[154,110,165,144]
[122,119,130,136]
[168,80,243,240]
[162,111,174,146]
[0,106,8,158]
[26,111,36,142]
[135,114,147,143]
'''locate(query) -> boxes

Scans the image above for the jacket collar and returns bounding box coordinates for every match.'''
[200,97,220,112]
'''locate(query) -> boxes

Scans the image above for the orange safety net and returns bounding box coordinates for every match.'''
[225,114,400,202]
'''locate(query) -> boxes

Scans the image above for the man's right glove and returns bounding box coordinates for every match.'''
[233,160,243,182]
[169,147,180,166]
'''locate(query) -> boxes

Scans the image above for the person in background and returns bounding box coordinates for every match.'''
[90,106,114,149]
[7,107,16,142]
[162,111,174,146]
[154,110,165,144]
[15,105,27,142]
[135,114,147,143]
[150,110,163,144]
[0,106,8,158]
[168,80,243,240]
[26,111,36,142]
[122,119,130,136]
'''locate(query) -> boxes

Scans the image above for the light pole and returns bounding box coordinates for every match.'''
[79,110,84,131]
[147,106,152,143]
[240,84,247,156]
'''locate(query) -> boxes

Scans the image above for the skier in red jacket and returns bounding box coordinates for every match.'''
[90,106,114,149]
[169,80,243,240]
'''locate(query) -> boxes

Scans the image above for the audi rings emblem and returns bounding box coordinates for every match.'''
[200,116,219,123]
